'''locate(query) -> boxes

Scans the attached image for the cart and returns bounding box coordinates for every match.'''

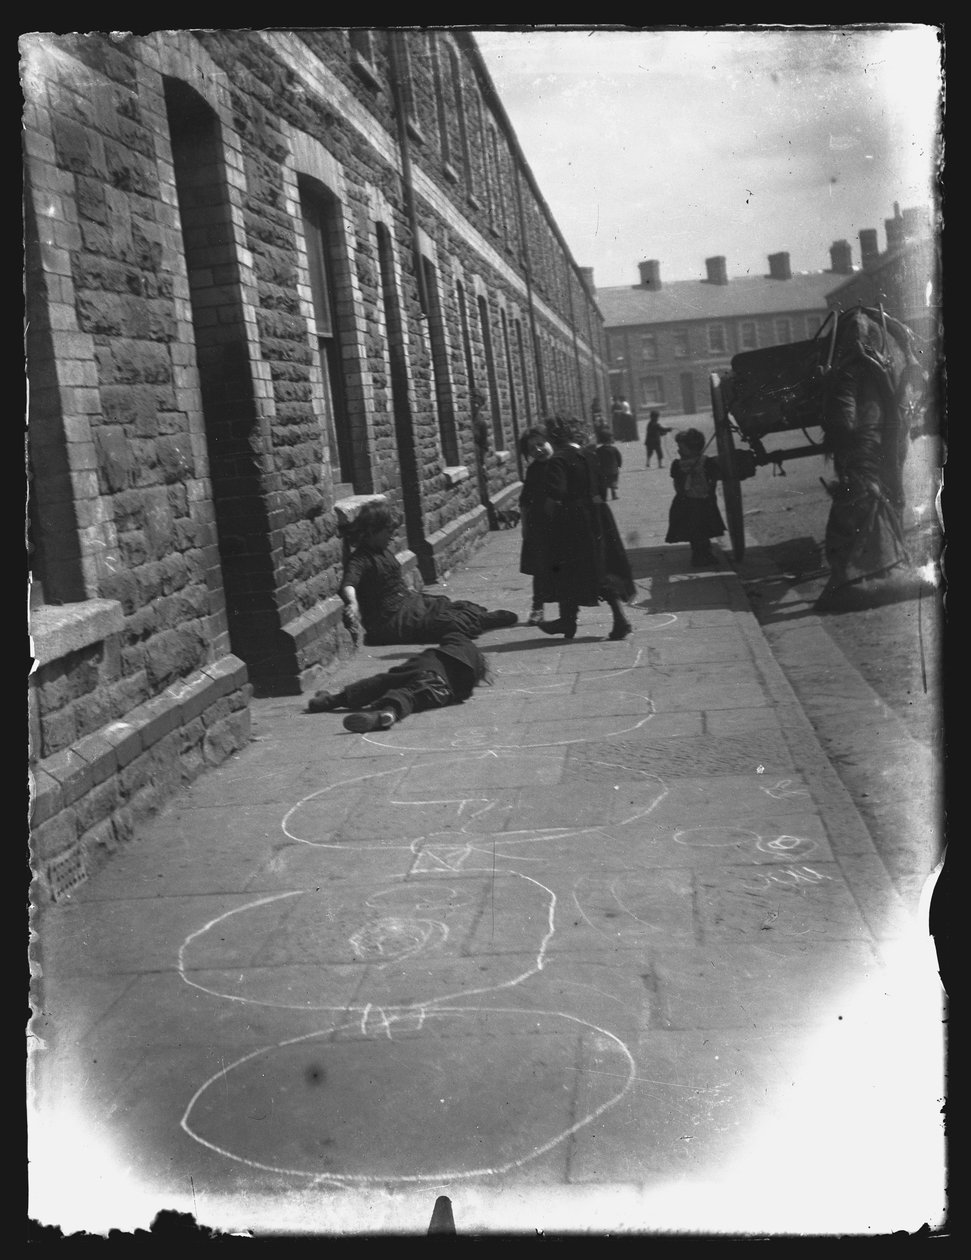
[709,305,927,561]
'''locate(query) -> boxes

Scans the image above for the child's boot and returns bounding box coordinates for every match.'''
[343,708,397,733]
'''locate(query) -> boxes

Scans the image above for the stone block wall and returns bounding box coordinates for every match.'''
[25,28,609,894]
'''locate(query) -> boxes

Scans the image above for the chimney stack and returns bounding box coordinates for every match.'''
[637,260,661,290]
[704,255,728,285]
[767,251,792,280]
[885,203,905,252]
[859,228,880,267]
[829,240,853,274]
[901,205,930,239]
[579,266,596,294]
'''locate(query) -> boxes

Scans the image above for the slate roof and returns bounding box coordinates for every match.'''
[597,272,849,327]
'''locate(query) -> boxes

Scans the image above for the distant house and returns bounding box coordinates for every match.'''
[595,246,856,417]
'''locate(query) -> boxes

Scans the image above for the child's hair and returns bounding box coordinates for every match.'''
[649,409,660,421]
[518,426,549,459]
[595,426,613,445]
[546,414,588,448]
[350,500,398,543]
[676,428,706,454]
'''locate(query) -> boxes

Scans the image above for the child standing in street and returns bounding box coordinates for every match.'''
[644,410,672,467]
[340,502,518,645]
[593,426,623,500]
[664,428,726,566]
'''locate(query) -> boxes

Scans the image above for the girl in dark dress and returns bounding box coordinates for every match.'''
[518,427,557,625]
[535,416,635,640]
[340,502,518,645]
[664,428,726,565]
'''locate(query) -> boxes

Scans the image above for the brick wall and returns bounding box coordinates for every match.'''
[25,28,609,895]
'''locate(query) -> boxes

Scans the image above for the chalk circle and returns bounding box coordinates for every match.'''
[632,612,678,629]
[756,834,819,859]
[349,917,448,963]
[181,1007,635,1184]
[673,825,760,848]
[179,872,554,1010]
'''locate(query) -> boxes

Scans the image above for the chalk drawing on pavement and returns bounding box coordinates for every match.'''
[760,779,811,800]
[180,1007,637,1185]
[673,826,762,848]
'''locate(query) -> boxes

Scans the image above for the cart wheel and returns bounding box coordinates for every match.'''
[710,372,746,562]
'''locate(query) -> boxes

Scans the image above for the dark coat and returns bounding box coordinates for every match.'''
[519,460,554,577]
[544,445,635,607]
[665,455,726,543]
[594,443,623,487]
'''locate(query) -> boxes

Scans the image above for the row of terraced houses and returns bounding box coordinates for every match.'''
[24,29,611,900]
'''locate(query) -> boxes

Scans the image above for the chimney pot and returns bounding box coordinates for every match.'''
[637,259,661,290]
[704,255,728,285]
[859,228,880,266]
[579,266,596,293]
[829,240,853,274]
[885,213,905,252]
[767,251,792,280]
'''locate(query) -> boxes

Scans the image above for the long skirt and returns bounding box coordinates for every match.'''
[665,494,726,545]
[364,592,488,646]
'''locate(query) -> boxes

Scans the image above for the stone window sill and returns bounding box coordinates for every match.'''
[351,52,381,92]
[406,116,427,146]
[29,599,124,669]
[496,450,511,464]
[443,465,469,486]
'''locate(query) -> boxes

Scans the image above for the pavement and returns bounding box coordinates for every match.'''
[28,458,948,1240]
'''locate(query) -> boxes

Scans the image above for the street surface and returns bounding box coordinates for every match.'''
[29,422,947,1239]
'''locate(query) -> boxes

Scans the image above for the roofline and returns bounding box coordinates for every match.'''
[456,30,602,316]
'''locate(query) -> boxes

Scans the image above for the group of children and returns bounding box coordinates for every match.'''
[307,414,725,732]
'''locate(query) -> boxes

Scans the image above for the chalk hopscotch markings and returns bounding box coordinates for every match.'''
[179,751,665,1180]
[180,1007,637,1185]
[740,865,834,892]
[572,870,680,940]
[280,753,537,847]
[760,778,810,800]
[673,826,762,848]
[755,834,820,860]
[349,917,448,965]
[178,868,560,1013]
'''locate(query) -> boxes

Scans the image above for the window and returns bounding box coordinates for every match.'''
[639,375,665,406]
[739,320,757,350]
[447,46,472,189]
[422,257,458,465]
[348,29,380,89]
[349,29,374,60]
[707,323,727,354]
[673,328,690,358]
[429,35,451,167]
[500,309,520,456]
[775,317,793,344]
[640,333,658,362]
[490,127,508,240]
[300,178,357,488]
[477,295,504,448]
[515,318,533,424]
[473,96,491,217]
[805,314,823,338]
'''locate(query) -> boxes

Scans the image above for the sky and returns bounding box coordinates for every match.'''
[473,25,944,289]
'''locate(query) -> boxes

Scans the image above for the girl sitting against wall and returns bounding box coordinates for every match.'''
[339,501,518,646]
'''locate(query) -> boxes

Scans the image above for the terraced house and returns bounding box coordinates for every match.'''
[24,29,609,900]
